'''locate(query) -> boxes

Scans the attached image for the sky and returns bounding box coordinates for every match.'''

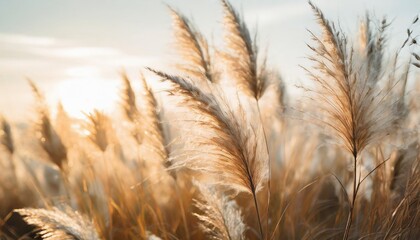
[0,0,418,121]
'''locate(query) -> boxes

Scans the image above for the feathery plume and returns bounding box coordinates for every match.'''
[148,68,267,238]
[391,141,419,200]
[0,116,14,155]
[169,7,215,83]
[85,110,112,152]
[38,113,68,170]
[276,74,286,113]
[220,0,267,100]
[149,68,267,194]
[16,207,100,240]
[194,182,246,240]
[121,73,140,124]
[121,73,143,144]
[139,73,170,164]
[0,116,18,185]
[306,2,399,157]
[29,80,68,170]
[55,102,74,147]
[359,14,388,85]
[306,2,402,239]
[28,79,46,105]
[358,13,372,56]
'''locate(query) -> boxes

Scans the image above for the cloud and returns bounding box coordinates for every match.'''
[0,32,141,60]
[0,32,158,71]
[0,33,56,47]
[97,55,159,67]
[31,46,121,58]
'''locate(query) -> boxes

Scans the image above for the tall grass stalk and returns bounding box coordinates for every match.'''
[148,68,267,239]
[306,2,406,239]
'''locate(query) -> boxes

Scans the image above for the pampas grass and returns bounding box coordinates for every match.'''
[147,68,267,238]
[15,207,100,240]
[121,72,143,145]
[220,0,267,100]
[170,7,215,83]
[194,182,246,240]
[85,110,113,153]
[0,117,14,155]
[29,81,68,171]
[0,1,419,240]
[138,73,171,166]
[305,2,400,156]
[149,69,268,193]
[305,2,415,239]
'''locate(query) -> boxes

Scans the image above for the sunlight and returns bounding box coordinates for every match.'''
[54,77,119,119]
[1,1,419,239]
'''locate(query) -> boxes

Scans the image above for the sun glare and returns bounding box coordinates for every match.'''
[54,77,119,119]
[1,1,419,239]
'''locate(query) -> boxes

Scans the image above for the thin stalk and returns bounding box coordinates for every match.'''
[240,132,264,240]
[343,153,358,240]
[240,141,264,239]
[251,184,264,240]
[256,100,270,240]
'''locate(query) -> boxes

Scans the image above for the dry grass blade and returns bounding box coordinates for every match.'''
[16,207,100,240]
[220,0,267,100]
[169,6,215,83]
[0,116,14,155]
[194,182,246,240]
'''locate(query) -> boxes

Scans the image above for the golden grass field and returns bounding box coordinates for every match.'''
[0,1,419,239]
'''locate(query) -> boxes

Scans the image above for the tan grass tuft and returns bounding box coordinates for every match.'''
[169,7,215,83]
[306,2,404,239]
[220,0,267,100]
[121,72,143,144]
[16,207,100,240]
[148,68,267,194]
[29,80,68,170]
[139,73,171,165]
[0,116,14,155]
[306,1,400,157]
[85,110,112,152]
[148,68,267,239]
[193,182,246,240]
